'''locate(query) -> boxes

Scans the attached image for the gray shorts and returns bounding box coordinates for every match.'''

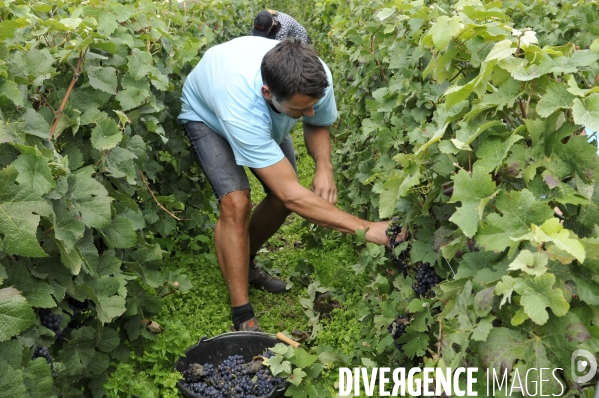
[183,121,298,200]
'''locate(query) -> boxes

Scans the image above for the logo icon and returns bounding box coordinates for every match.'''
[571,349,597,384]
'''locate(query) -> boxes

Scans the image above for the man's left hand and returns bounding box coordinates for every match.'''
[311,165,337,204]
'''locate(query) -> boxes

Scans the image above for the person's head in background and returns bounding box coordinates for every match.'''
[251,10,281,39]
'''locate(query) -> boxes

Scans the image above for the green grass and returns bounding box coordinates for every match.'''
[105,129,374,396]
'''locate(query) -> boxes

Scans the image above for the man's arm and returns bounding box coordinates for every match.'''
[303,122,337,205]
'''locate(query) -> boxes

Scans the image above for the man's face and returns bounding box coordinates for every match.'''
[262,86,319,119]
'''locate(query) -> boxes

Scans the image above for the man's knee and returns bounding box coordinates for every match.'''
[220,189,252,220]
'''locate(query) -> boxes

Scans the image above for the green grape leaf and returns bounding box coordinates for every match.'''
[0,287,36,342]
[477,189,553,253]
[399,332,429,358]
[475,134,523,174]
[516,273,569,325]
[285,383,320,398]
[572,93,599,132]
[519,218,585,263]
[55,238,83,275]
[86,65,118,95]
[0,80,24,107]
[97,327,120,353]
[265,355,292,376]
[101,215,137,248]
[97,13,119,37]
[13,153,55,196]
[290,348,318,368]
[0,19,27,40]
[22,108,51,139]
[484,39,515,62]
[426,16,464,51]
[0,361,26,398]
[495,275,521,308]
[536,81,577,117]
[288,368,307,386]
[499,57,542,81]
[23,357,54,397]
[507,249,548,276]
[66,166,111,229]
[473,327,532,374]
[116,73,150,111]
[127,49,155,80]
[8,48,55,85]
[376,8,395,21]
[378,165,421,218]
[5,263,55,308]
[105,146,137,184]
[81,277,126,324]
[448,167,497,237]
[0,171,52,257]
[90,118,122,151]
[471,315,494,341]
[52,199,85,251]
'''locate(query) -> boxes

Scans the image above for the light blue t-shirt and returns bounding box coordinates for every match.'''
[178,36,338,168]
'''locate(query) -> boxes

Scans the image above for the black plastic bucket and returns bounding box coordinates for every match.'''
[174,331,289,398]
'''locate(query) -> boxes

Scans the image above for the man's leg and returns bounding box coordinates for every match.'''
[245,136,297,293]
[248,193,290,255]
[215,189,252,307]
[184,121,261,331]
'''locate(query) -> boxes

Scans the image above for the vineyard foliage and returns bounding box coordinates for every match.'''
[2,0,599,397]
[287,0,599,395]
[0,0,263,396]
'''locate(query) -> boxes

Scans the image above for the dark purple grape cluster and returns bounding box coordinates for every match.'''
[181,352,285,397]
[412,262,442,296]
[32,345,53,365]
[32,345,57,377]
[68,297,87,317]
[387,315,409,350]
[38,308,67,339]
[386,216,409,274]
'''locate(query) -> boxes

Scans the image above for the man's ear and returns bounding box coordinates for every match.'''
[261,85,273,101]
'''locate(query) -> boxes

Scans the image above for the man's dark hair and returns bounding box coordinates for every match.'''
[261,37,329,102]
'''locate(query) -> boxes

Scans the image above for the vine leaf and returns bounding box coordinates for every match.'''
[0,361,27,397]
[265,355,292,376]
[516,273,569,325]
[8,48,55,86]
[0,287,36,342]
[90,119,122,151]
[507,249,548,276]
[425,16,464,51]
[448,167,497,238]
[477,189,553,254]
[13,153,56,196]
[289,348,318,368]
[517,218,586,263]
[86,65,118,95]
[0,170,52,257]
[473,327,532,374]
[66,166,111,229]
[22,357,54,396]
[5,263,56,308]
[127,49,154,80]
[536,81,577,117]
[116,73,150,111]
[100,215,137,249]
[471,315,494,341]
[572,93,599,132]
[22,109,51,139]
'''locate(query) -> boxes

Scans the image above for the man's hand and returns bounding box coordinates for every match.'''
[303,123,337,204]
[311,164,337,204]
